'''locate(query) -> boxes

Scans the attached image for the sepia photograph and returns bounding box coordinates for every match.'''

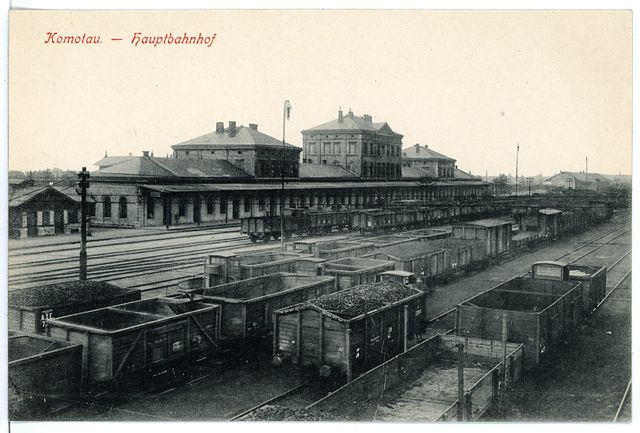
[3,4,634,429]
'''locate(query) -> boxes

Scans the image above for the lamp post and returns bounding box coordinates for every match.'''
[281,100,292,252]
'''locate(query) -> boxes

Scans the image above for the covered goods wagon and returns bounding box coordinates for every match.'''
[273,282,428,382]
[456,276,582,368]
[323,257,396,290]
[176,273,336,343]
[46,298,221,386]
[452,219,512,258]
[8,281,140,334]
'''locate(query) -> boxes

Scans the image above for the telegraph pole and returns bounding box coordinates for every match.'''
[281,100,292,252]
[78,167,90,280]
[515,143,519,197]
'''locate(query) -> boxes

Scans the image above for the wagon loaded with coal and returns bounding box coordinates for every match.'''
[273,282,428,382]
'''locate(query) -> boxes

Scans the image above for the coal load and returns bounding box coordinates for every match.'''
[311,282,416,319]
[8,281,127,307]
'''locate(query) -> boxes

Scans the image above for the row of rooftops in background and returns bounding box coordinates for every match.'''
[88,109,476,182]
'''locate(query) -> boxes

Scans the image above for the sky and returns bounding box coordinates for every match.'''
[8,10,632,176]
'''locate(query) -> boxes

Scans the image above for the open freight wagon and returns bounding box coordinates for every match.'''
[363,240,446,282]
[273,282,428,382]
[202,251,313,286]
[456,276,582,368]
[530,261,607,320]
[176,273,337,344]
[46,298,221,387]
[289,239,375,260]
[8,281,140,334]
[322,257,396,290]
[429,238,488,278]
[9,332,83,403]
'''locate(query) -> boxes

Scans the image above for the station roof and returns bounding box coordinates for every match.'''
[9,186,81,208]
[93,157,251,179]
[402,144,455,161]
[172,124,299,149]
[302,111,402,137]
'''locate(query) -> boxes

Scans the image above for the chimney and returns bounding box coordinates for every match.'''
[142,151,150,158]
[216,122,224,134]
[415,144,420,153]
[249,123,258,131]
[338,108,343,123]
[347,109,354,118]
[363,114,372,123]
[228,121,237,137]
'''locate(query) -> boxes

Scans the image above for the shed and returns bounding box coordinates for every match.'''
[9,186,84,238]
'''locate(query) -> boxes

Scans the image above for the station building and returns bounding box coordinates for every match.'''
[89,115,491,228]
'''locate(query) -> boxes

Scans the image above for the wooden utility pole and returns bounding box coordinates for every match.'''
[457,343,465,421]
[78,167,90,280]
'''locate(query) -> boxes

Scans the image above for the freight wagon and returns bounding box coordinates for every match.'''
[273,282,428,382]
[9,333,83,403]
[46,298,221,386]
[530,261,607,320]
[323,257,396,290]
[174,273,337,344]
[8,281,141,334]
[290,239,376,260]
[429,238,488,277]
[362,240,446,283]
[451,219,512,259]
[202,251,313,286]
[456,276,582,368]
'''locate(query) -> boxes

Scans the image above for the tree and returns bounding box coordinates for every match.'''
[492,174,512,195]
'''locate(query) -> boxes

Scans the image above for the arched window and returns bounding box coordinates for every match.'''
[103,197,112,218]
[118,196,127,219]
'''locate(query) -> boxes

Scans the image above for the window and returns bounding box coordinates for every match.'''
[88,202,96,217]
[42,210,50,226]
[333,143,340,154]
[178,200,187,217]
[237,151,243,154]
[308,143,316,154]
[103,196,111,218]
[363,143,368,155]
[185,151,190,156]
[322,160,327,165]
[235,158,244,166]
[323,142,331,154]
[258,198,265,211]
[220,199,226,215]
[207,196,214,214]
[146,196,154,219]
[244,200,250,212]
[348,141,356,154]
[119,197,127,219]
